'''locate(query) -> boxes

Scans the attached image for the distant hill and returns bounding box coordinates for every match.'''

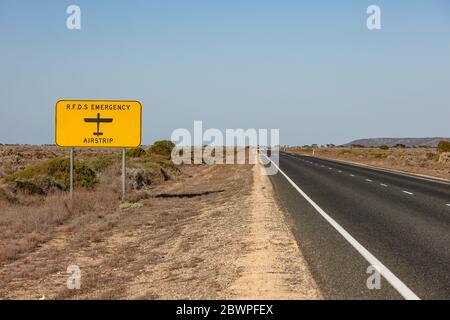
[343,137,450,148]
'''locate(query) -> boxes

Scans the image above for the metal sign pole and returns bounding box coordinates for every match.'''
[122,148,126,199]
[70,148,74,200]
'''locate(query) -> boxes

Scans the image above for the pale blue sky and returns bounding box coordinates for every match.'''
[1,0,449,146]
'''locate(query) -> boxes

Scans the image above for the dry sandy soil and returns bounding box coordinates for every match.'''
[0,146,320,300]
[289,147,450,181]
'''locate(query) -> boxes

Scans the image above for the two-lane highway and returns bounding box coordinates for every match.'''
[267,152,450,299]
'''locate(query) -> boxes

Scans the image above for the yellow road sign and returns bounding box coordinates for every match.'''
[55,100,142,148]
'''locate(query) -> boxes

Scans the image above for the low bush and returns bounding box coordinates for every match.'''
[127,165,168,190]
[437,140,450,153]
[14,175,61,195]
[426,152,439,161]
[147,140,175,158]
[126,147,146,158]
[379,144,389,150]
[6,158,97,195]
[88,156,116,172]
[0,187,17,203]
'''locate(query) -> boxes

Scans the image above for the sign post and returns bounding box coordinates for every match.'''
[70,148,74,200]
[122,148,126,199]
[55,100,142,199]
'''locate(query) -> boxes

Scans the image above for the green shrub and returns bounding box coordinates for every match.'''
[14,175,61,195]
[147,140,175,158]
[126,147,146,158]
[7,158,97,195]
[426,152,439,161]
[88,156,115,172]
[0,187,17,203]
[127,153,181,189]
[379,144,389,150]
[127,160,173,189]
[72,164,97,189]
[437,140,450,153]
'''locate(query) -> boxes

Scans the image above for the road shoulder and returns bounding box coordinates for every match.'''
[226,162,322,299]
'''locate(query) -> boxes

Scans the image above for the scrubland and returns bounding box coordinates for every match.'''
[0,142,179,265]
[288,147,450,180]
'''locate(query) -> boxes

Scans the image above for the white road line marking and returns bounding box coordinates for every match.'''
[338,170,342,173]
[296,153,450,186]
[329,167,333,170]
[286,152,450,187]
[402,191,414,195]
[365,179,373,182]
[380,184,388,187]
[262,155,420,300]
[446,204,450,207]
[350,174,355,177]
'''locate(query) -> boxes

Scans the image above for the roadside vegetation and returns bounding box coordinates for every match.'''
[289,140,450,181]
[437,140,450,153]
[5,158,97,195]
[126,147,146,158]
[0,140,180,264]
[147,140,175,158]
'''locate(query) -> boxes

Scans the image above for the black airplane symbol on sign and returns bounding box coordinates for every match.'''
[84,113,113,136]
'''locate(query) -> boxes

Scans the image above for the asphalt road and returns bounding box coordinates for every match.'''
[267,152,450,299]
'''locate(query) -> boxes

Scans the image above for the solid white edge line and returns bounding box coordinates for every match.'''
[264,155,420,300]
